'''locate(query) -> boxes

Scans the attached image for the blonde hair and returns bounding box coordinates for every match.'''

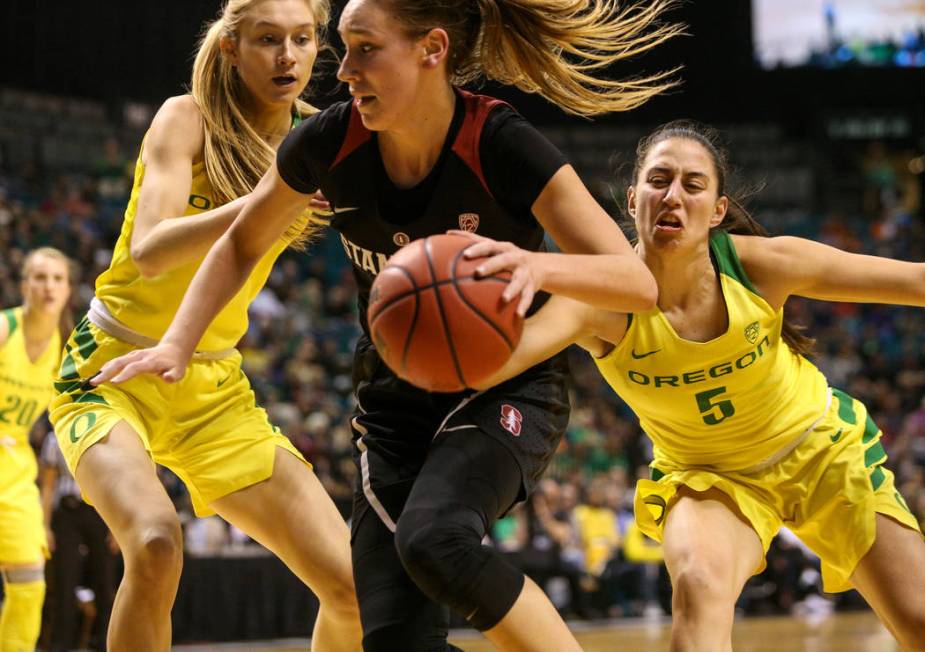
[387,0,684,117]
[190,0,332,245]
[21,247,76,342]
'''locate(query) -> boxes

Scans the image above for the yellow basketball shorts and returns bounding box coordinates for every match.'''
[634,388,921,593]
[0,441,47,563]
[49,316,309,517]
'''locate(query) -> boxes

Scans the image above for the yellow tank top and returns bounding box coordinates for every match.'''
[594,231,830,472]
[0,307,61,444]
[94,139,299,351]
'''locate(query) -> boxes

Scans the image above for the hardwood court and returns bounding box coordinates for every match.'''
[174,611,897,651]
[447,612,896,652]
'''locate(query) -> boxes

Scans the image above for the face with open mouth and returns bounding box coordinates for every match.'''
[336,0,435,131]
[628,137,728,249]
[226,0,319,108]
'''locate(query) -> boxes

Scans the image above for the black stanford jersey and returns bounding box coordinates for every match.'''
[277,90,568,333]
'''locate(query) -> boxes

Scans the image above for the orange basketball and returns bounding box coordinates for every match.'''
[367,233,523,392]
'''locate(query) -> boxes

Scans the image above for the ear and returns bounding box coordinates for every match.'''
[711,195,728,228]
[626,186,637,217]
[220,35,239,67]
[420,28,450,70]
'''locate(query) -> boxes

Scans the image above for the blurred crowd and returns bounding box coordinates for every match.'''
[2,94,925,644]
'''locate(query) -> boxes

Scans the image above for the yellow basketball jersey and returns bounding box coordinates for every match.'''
[94,139,301,352]
[595,231,829,472]
[0,307,61,444]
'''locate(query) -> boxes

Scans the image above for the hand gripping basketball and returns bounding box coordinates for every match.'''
[367,233,524,393]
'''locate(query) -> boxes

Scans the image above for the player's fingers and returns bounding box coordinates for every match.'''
[91,353,136,385]
[475,251,517,278]
[502,269,527,303]
[161,367,186,384]
[109,357,162,385]
[516,284,536,317]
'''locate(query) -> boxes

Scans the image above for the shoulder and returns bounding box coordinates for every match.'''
[297,100,353,144]
[283,100,354,166]
[144,95,205,163]
[731,233,806,306]
[0,306,19,349]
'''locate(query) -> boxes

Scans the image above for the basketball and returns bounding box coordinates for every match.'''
[367,233,523,393]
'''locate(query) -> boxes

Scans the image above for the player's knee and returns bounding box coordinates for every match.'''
[318,575,359,622]
[670,562,736,617]
[394,506,480,603]
[395,507,523,631]
[128,517,183,582]
[0,568,45,647]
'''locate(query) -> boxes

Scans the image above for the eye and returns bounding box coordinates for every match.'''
[648,176,668,186]
[359,43,376,54]
[295,34,313,45]
[261,34,277,44]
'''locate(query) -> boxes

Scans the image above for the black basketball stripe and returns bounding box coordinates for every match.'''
[370,275,506,314]
[423,236,466,388]
[450,248,516,351]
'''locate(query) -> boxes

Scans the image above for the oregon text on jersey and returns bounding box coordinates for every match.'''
[626,334,771,388]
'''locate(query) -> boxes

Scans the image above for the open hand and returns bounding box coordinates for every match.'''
[447,230,545,317]
[91,342,190,385]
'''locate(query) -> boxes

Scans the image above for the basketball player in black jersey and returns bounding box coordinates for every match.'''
[93,1,681,649]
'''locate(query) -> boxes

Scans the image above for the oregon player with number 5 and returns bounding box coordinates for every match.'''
[0,248,72,652]
[464,121,925,649]
[47,1,361,651]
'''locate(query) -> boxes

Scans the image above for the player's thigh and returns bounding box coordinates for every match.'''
[209,447,353,591]
[851,514,925,633]
[74,420,177,544]
[662,486,764,598]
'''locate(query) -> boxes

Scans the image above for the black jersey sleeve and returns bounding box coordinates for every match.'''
[276,101,352,194]
[480,106,569,224]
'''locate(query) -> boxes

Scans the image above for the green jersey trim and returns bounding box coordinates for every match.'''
[709,230,759,296]
[2,308,18,338]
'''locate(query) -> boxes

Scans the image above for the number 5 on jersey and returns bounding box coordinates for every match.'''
[696,386,735,425]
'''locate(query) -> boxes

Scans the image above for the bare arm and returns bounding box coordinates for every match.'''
[94,162,313,383]
[735,234,925,309]
[465,166,657,315]
[471,295,625,389]
[127,95,265,278]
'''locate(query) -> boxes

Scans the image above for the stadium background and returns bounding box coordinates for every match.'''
[2,0,925,647]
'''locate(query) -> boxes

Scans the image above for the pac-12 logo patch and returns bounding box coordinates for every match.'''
[500,404,523,436]
[744,321,760,344]
[458,213,480,233]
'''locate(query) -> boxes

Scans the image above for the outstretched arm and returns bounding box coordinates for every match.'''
[94,161,313,384]
[471,295,622,389]
[464,165,657,316]
[735,234,925,309]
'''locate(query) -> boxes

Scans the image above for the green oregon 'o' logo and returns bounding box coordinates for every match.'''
[69,412,98,443]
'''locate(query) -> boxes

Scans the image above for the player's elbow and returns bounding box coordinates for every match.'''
[621,270,658,312]
[130,244,164,278]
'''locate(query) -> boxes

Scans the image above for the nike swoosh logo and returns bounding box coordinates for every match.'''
[331,206,360,215]
[631,348,661,359]
[830,428,843,443]
[217,374,233,388]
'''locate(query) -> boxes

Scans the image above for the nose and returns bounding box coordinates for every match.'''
[278,41,296,67]
[663,179,683,207]
[337,52,356,83]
